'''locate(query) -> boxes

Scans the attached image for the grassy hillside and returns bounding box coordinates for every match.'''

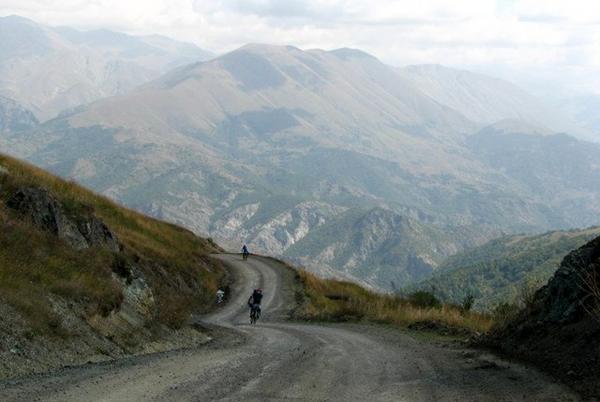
[0,153,224,338]
[293,269,494,335]
[410,227,600,310]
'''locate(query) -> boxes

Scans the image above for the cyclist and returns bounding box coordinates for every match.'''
[242,244,250,260]
[216,288,225,304]
[247,288,263,323]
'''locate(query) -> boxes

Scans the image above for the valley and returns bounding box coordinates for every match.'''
[0,6,599,401]
[3,38,600,290]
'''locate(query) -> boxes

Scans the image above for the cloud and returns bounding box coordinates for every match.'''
[1,0,599,94]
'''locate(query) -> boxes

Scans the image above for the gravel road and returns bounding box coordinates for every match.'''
[0,254,580,401]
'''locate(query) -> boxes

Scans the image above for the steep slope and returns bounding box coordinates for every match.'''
[489,234,600,398]
[411,226,600,310]
[0,15,213,120]
[285,207,494,289]
[0,154,224,379]
[5,44,600,290]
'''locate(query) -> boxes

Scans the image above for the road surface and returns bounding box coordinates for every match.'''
[0,254,580,401]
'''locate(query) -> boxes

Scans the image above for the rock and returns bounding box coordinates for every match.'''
[488,235,600,399]
[532,236,600,324]
[6,187,119,252]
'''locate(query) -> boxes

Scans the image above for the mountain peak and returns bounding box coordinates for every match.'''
[0,14,38,25]
[329,47,378,61]
[235,43,302,54]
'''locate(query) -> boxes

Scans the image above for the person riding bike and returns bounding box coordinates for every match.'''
[216,288,225,304]
[248,288,263,323]
[241,244,250,260]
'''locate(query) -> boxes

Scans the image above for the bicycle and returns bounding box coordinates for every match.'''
[249,304,261,324]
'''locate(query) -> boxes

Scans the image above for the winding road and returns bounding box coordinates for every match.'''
[0,254,579,401]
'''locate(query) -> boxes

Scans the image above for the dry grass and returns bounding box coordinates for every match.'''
[294,270,494,334]
[577,263,600,323]
[583,271,600,322]
[0,154,224,334]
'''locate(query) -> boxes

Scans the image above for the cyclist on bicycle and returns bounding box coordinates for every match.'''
[248,288,263,321]
[242,244,250,260]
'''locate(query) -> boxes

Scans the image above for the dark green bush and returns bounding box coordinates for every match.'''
[409,290,441,309]
[461,294,475,313]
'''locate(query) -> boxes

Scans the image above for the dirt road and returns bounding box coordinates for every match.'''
[0,255,580,401]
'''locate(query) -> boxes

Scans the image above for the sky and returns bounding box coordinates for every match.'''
[2,0,600,96]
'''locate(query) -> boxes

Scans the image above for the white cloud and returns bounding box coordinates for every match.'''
[1,0,599,94]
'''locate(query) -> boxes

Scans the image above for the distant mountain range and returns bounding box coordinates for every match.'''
[0,15,213,121]
[2,19,600,289]
[398,64,581,134]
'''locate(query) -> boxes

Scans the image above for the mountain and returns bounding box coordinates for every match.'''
[466,122,600,228]
[410,226,600,310]
[399,64,584,136]
[0,95,38,133]
[4,43,600,290]
[0,15,213,120]
[0,153,223,379]
[284,207,495,289]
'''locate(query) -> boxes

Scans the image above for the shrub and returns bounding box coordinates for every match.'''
[578,264,600,323]
[409,291,441,309]
[492,302,520,328]
[518,278,542,312]
[157,292,194,329]
[461,294,475,313]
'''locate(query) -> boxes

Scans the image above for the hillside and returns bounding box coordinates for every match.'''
[0,15,213,120]
[284,207,496,289]
[0,154,224,379]
[398,65,580,135]
[4,43,600,290]
[488,234,600,399]
[411,227,600,310]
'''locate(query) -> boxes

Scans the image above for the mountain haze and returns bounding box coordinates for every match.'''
[4,42,600,289]
[398,65,580,134]
[0,15,213,121]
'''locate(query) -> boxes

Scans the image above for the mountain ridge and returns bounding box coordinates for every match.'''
[4,42,600,290]
[0,15,213,121]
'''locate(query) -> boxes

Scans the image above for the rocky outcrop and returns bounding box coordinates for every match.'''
[531,236,600,323]
[490,235,600,398]
[6,187,120,252]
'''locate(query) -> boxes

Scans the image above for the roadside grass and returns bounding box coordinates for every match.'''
[293,270,494,335]
[0,154,224,334]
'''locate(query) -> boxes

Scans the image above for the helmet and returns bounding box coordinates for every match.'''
[256,288,263,293]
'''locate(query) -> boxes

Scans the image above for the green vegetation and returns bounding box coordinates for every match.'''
[293,270,494,335]
[411,227,600,310]
[0,154,224,336]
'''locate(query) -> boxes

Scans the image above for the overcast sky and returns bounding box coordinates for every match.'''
[2,0,600,96]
